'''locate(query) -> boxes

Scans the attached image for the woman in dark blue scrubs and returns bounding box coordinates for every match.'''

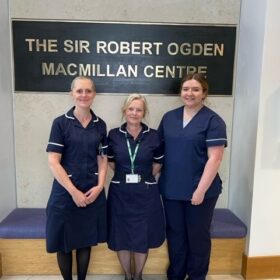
[46,76,108,280]
[107,94,165,280]
[158,73,227,280]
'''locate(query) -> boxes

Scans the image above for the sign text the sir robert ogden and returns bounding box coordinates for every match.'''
[13,21,236,94]
[30,39,224,78]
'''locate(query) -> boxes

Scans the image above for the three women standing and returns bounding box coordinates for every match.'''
[46,73,226,280]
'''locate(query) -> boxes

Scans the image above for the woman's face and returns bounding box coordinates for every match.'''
[124,99,145,126]
[71,79,96,109]
[180,79,206,109]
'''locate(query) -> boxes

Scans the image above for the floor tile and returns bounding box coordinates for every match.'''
[29,276,63,280]
[207,277,279,280]
[207,275,243,279]
[0,277,30,280]
[0,275,257,280]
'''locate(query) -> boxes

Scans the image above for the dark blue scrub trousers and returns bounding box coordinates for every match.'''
[163,196,218,280]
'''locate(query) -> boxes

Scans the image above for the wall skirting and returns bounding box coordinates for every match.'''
[242,254,280,279]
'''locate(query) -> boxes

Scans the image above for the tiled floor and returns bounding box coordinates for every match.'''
[0,276,227,280]
[0,275,279,280]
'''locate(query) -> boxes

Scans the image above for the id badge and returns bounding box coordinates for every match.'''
[126,174,140,183]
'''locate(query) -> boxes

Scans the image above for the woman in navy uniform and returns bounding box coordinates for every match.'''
[107,94,165,280]
[158,73,227,280]
[46,76,108,280]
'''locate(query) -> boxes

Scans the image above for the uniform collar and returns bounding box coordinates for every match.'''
[119,122,150,138]
[177,105,205,120]
[65,106,99,123]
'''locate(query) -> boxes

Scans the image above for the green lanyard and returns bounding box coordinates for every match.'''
[126,138,140,174]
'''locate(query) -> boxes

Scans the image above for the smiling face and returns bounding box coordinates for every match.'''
[180,79,207,109]
[71,78,96,109]
[124,99,145,126]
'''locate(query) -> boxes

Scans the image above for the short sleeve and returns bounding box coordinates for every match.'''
[153,132,164,164]
[98,120,108,156]
[107,130,115,162]
[46,118,64,154]
[206,115,227,147]
[157,117,165,141]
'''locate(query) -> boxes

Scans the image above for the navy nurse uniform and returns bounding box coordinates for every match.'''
[158,106,227,280]
[46,107,107,253]
[107,123,165,253]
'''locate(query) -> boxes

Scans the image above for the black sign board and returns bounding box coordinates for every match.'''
[12,20,236,95]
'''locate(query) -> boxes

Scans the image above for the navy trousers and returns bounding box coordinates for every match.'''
[163,196,218,280]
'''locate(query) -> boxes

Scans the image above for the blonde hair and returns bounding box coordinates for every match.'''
[122,94,149,119]
[70,76,96,92]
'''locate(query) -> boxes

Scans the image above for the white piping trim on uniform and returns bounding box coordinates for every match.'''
[143,127,150,133]
[119,126,150,134]
[206,138,227,142]
[65,112,99,122]
[92,116,99,122]
[65,113,75,120]
[107,155,114,158]
[102,145,108,149]
[154,155,164,160]
[119,127,127,134]
[48,142,64,147]
[111,180,155,184]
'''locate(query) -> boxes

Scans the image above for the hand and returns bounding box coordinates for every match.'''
[84,185,103,205]
[71,188,88,207]
[191,189,205,206]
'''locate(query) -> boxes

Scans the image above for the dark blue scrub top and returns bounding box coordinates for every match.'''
[46,107,108,195]
[107,123,164,180]
[158,105,227,200]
